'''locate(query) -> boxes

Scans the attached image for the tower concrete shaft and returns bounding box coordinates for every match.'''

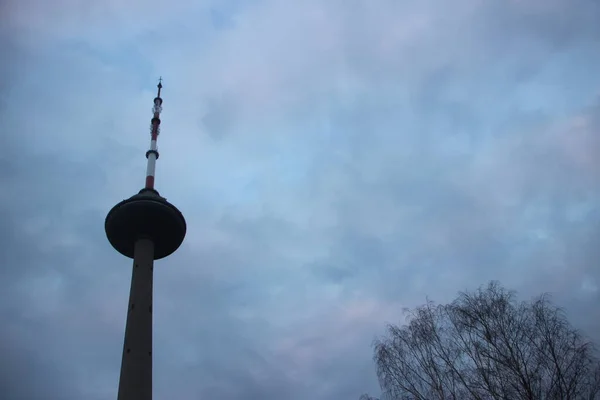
[105,79,186,400]
[117,238,154,400]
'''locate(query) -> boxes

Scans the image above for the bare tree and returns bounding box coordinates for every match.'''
[367,282,600,400]
[359,394,380,400]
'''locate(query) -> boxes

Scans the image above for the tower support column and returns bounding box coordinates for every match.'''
[117,238,155,400]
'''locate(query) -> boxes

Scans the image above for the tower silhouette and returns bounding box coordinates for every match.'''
[105,78,186,400]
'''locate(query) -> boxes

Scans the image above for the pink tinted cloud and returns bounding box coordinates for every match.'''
[553,112,600,179]
[270,296,403,379]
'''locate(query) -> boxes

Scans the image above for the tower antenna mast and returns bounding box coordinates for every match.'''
[145,77,163,190]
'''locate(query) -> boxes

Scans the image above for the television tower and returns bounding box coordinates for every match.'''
[105,78,186,400]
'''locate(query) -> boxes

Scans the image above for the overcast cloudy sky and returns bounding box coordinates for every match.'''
[1,0,599,399]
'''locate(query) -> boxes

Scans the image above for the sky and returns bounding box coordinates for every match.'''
[1,0,599,399]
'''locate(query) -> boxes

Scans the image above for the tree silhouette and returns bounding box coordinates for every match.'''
[366,282,600,400]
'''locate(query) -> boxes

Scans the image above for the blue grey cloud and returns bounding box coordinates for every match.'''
[1,0,599,399]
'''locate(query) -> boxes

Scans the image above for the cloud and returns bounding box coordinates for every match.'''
[1,0,599,399]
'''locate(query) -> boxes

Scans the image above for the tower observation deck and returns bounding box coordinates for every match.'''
[105,78,186,400]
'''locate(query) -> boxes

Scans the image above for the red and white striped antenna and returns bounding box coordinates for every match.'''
[145,77,163,190]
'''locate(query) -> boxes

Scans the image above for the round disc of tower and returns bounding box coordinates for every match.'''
[105,189,187,260]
